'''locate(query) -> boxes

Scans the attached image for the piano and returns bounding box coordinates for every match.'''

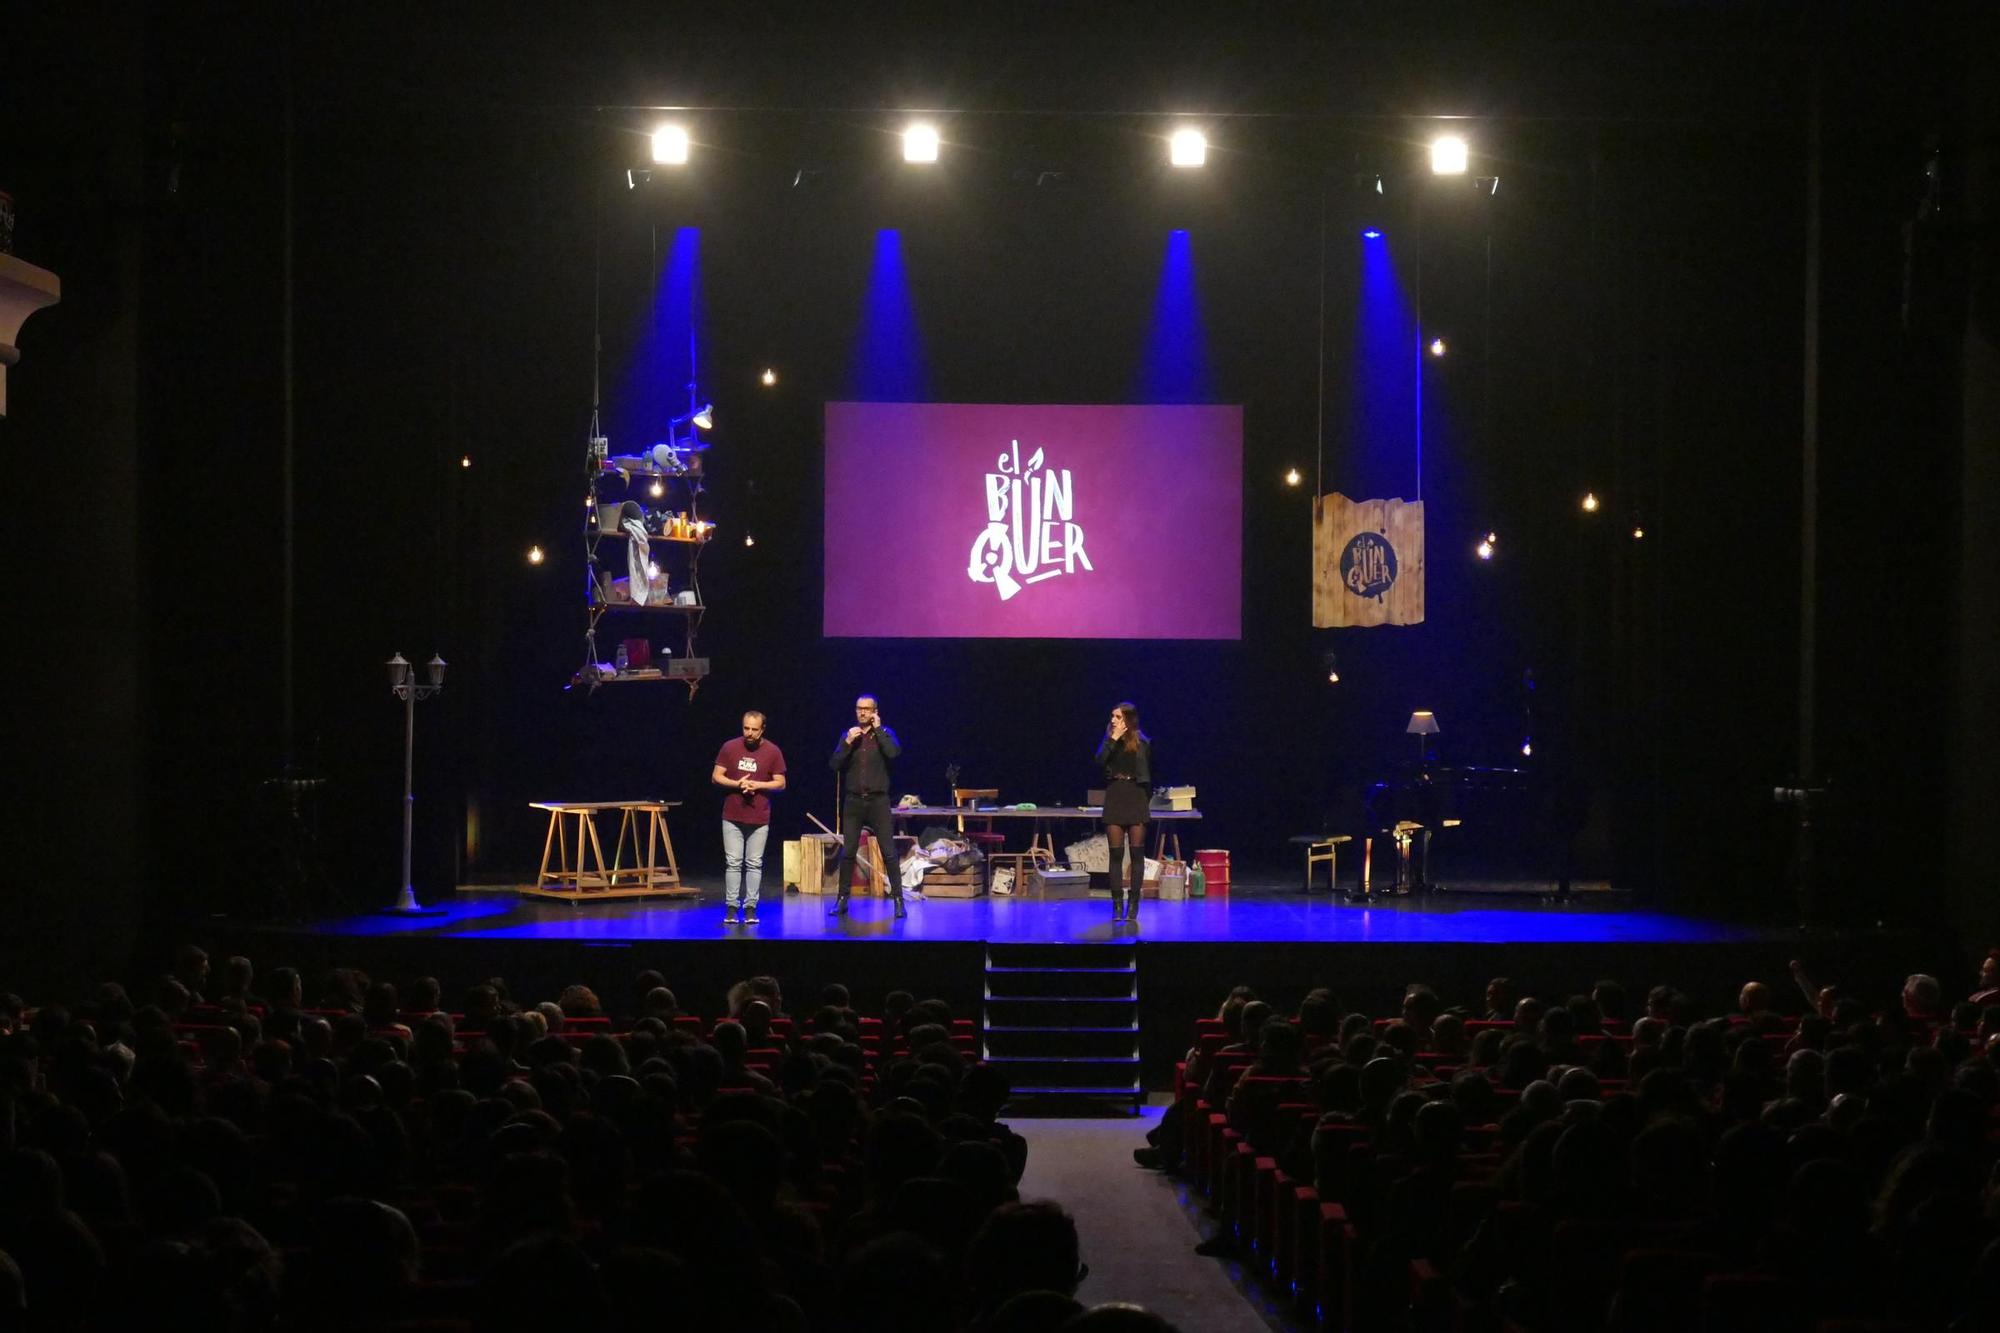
[1353,763,1542,895]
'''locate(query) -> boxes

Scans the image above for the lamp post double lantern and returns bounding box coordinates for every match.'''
[385,653,446,914]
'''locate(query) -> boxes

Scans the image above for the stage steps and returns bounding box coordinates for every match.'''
[983,941,1141,1116]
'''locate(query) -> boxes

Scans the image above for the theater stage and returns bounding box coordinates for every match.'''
[196,879,1879,1087]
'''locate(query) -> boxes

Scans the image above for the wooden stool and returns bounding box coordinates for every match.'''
[1290,834,1353,892]
[951,787,1008,856]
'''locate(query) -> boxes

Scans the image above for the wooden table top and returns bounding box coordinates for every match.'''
[890,805,1202,820]
[531,800,683,812]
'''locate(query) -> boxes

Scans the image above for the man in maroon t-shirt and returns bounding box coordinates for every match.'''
[711,711,787,925]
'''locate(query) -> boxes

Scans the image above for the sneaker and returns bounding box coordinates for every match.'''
[742,906,759,925]
[724,907,739,926]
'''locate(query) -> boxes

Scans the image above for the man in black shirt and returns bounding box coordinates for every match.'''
[828,694,905,918]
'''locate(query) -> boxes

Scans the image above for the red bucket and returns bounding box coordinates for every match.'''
[1196,849,1231,894]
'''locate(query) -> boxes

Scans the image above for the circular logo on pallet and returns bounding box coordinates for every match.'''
[1339,531,1398,600]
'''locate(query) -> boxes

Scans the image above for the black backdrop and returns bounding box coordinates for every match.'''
[1,2,1984,994]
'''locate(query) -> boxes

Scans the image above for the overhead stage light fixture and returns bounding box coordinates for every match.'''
[903,123,940,163]
[1430,134,1469,175]
[1169,128,1207,168]
[1362,228,1384,240]
[651,125,690,165]
[1429,337,1448,357]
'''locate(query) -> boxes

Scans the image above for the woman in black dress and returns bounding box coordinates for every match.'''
[1095,702,1153,926]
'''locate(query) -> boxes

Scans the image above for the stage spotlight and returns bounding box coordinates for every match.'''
[1429,337,1448,357]
[1430,134,1469,175]
[1361,228,1383,240]
[649,479,664,498]
[1631,525,1646,541]
[1475,537,1494,561]
[903,123,940,163]
[1169,128,1207,168]
[527,545,544,566]
[1581,491,1600,513]
[760,368,777,387]
[651,125,690,165]
[460,454,471,469]
[1285,468,1302,487]
[673,403,714,432]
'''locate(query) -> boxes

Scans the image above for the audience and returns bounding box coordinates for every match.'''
[0,951,1151,1333]
[17,943,2000,1331]
[1160,958,2000,1332]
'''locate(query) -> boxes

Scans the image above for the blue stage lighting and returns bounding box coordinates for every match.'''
[1361,229,1383,240]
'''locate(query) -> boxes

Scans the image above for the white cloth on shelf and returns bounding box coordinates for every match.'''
[623,518,652,605]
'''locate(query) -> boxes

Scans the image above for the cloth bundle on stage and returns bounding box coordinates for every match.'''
[901,836,988,898]
[1313,492,1425,627]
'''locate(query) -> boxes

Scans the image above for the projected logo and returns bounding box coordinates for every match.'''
[1340,531,1399,599]
[967,440,1093,601]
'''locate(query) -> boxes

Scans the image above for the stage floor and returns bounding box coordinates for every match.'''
[312,884,1782,946]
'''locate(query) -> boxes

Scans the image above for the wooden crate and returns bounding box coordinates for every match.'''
[920,862,988,898]
[791,832,900,895]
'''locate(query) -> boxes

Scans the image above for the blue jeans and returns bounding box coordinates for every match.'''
[722,820,770,908]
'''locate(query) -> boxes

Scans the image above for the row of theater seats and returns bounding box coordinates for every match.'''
[165,1008,980,1075]
[1172,1014,1903,1333]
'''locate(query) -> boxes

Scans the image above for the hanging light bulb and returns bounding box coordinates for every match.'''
[1284,468,1302,487]
[743,533,756,548]
[1581,491,1600,513]
[649,479,664,498]
[527,545,545,565]
[760,368,777,387]
[460,455,472,469]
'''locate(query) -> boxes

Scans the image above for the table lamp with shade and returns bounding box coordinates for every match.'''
[1406,710,1440,761]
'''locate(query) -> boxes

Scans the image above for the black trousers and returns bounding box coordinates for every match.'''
[837,791,902,898]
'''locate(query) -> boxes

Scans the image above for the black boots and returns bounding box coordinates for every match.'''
[829,894,904,919]
[1107,846,1126,921]
[1126,888,1140,927]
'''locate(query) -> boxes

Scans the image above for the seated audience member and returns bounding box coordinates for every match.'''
[1969,950,2000,1006]
[966,1200,1085,1321]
